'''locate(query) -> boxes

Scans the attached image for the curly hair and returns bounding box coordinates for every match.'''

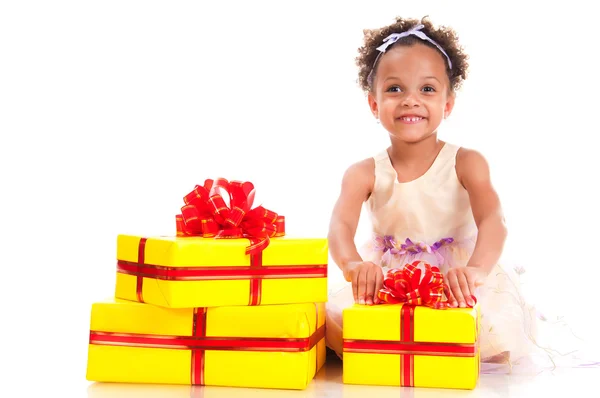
[356,16,469,93]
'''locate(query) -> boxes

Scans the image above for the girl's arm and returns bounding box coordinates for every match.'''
[328,158,382,304]
[456,147,508,275]
[328,159,374,273]
[445,147,507,308]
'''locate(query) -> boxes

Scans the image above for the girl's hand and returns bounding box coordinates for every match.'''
[444,266,487,308]
[344,261,384,305]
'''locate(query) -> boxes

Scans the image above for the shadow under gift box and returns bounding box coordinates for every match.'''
[86,299,326,390]
[114,234,328,308]
[343,303,480,390]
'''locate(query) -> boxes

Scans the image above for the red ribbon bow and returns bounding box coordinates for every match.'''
[175,178,285,255]
[377,261,450,309]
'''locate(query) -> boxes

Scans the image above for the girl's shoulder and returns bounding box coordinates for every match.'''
[342,156,376,194]
[454,146,493,190]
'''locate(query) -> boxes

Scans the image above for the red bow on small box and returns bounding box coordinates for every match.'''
[175,178,285,255]
[377,261,450,309]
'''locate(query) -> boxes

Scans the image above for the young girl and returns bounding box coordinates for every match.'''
[325,16,596,373]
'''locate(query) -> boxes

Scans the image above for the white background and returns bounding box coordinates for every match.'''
[1,0,599,395]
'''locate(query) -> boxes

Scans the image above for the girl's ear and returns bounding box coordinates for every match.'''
[444,92,456,119]
[368,91,379,120]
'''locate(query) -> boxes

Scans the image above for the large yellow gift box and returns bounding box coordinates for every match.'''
[342,303,480,390]
[86,299,326,390]
[114,234,328,308]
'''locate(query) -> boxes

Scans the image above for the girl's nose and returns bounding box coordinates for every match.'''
[402,92,420,107]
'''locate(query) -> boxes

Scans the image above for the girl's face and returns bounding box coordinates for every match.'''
[368,43,455,144]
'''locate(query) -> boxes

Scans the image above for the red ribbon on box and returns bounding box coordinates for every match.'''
[175,178,285,255]
[344,261,478,387]
[377,261,450,309]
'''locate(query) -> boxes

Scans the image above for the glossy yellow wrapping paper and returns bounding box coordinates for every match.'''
[86,299,326,390]
[343,303,480,390]
[114,234,328,308]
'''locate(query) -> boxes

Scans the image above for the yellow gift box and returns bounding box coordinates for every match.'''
[86,299,326,390]
[114,234,328,308]
[342,303,480,390]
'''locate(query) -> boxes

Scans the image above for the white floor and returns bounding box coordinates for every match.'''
[82,359,598,398]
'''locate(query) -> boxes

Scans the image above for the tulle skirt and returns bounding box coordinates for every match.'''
[325,233,600,374]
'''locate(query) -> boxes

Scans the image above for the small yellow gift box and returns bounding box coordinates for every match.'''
[342,303,480,389]
[342,261,480,390]
[86,299,326,390]
[114,234,328,308]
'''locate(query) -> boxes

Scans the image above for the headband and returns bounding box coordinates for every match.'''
[366,24,453,87]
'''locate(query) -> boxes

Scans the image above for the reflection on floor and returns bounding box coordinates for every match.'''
[86,354,599,398]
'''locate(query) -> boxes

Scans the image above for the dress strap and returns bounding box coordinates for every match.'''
[435,143,460,167]
[369,150,397,208]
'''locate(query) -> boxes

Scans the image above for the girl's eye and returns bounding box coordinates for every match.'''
[422,86,436,92]
[386,85,402,93]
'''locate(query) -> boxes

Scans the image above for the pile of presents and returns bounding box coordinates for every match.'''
[86,179,480,391]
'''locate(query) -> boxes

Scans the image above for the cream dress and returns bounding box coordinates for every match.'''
[325,143,596,373]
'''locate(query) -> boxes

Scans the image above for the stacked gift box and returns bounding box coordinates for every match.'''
[86,179,329,390]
